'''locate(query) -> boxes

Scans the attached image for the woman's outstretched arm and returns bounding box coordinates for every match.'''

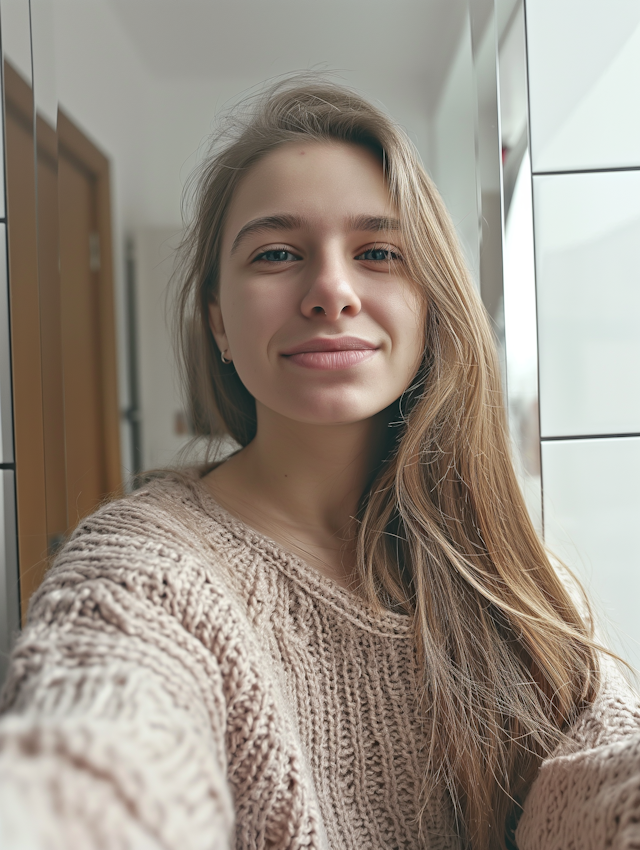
[0,499,235,850]
[516,663,640,850]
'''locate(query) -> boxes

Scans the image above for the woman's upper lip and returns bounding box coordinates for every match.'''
[281,336,379,355]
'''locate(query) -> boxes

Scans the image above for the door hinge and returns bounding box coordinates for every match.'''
[89,232,101,272]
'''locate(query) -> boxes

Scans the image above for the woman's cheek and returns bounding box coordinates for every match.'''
[371,292,424,369]
[226,283,285,374]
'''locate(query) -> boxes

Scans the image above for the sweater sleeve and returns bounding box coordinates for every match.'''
[515,663,640,850]
[0,500,236,850]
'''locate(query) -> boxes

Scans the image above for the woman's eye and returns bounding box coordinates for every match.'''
[253,249,299,263]
[356,248,403,262]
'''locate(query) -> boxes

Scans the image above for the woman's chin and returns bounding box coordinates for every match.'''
[249,378,404,427]
[258,397,391,427]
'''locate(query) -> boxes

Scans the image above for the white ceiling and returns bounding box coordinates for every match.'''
[106,0,467,114]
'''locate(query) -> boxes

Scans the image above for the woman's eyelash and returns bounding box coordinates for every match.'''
[252,248,300,262]
[356,247,404,262]
[251,246,404,263]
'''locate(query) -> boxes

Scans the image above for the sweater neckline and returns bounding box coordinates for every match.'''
[188,468,414,639]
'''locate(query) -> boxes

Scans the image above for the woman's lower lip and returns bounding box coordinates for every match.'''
[284,349,377,370]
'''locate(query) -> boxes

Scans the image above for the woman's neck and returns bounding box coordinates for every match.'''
[204,404,391,588]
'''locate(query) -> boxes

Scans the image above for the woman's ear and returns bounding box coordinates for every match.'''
[208,300,229,357]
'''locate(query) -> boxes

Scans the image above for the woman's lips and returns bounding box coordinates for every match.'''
[281,337,379,370]
[286,349,377,370]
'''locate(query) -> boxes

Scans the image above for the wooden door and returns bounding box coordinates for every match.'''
[56,113,121,536]
[58,152,109,523]
[3,61,121,619]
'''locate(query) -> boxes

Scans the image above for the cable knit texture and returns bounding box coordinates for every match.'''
[0,470,639,850]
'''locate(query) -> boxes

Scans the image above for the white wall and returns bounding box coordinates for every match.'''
[132,227,190,470]
[51,0,441,231]
[525,0,640,669]
[0,0,31,88]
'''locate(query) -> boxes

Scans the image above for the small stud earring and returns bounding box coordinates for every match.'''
[220,349,232,365]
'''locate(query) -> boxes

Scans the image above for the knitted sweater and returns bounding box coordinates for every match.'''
[0,471,639,850]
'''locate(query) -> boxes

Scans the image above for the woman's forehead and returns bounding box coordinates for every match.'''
[222,140,396,246]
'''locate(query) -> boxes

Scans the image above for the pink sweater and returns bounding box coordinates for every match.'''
[0,471,639,849]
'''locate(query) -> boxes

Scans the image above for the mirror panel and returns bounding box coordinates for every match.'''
[471,0,505,358]
[497,0,542,530]
[467,0,542,530]
[1,0,50,617]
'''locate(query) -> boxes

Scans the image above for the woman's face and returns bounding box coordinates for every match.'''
[210,140,425,426]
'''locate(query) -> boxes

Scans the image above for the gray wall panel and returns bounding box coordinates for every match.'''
[0,469,19,686]
[0,224,14,464]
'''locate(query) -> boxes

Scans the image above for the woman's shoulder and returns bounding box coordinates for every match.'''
[516,660,640,849]
[71,466,206,534]
[53,471,201,567]
[566,655,640,751]
[27,468,240,623]
[66,465,231,552]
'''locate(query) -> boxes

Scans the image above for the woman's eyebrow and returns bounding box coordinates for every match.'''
[348,214,402,234]
[231,214,305,254]
[230,213,402,255]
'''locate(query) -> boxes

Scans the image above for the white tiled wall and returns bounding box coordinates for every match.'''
[526,0,640,173]
[534,170,640,438]
[542,438,640,670]
[525,0,640,670]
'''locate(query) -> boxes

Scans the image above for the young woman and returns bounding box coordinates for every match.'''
[1,79,639,850]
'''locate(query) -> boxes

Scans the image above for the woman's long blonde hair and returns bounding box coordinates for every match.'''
[175,77,600,850]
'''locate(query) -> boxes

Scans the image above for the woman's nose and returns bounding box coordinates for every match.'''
[299,253,362,321]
